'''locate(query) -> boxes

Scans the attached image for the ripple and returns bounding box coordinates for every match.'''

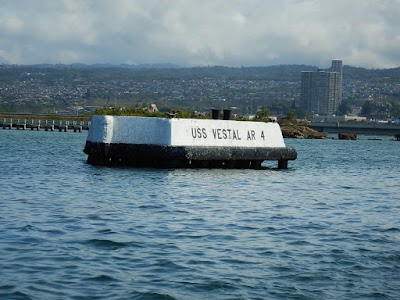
[359,292,391,299]
[186,259,216,266]
[132,292,178,300]
[269,266,294,273]
[153,259,185,270]
[97,228,117,234]
[85,239,142,250]
[380,227,400,233]
[287,240,314,246]
[191,280,239,292]
[1,291,32,300]
[20,225,36,232]
[85,274,119,282]
[138,204,166,210]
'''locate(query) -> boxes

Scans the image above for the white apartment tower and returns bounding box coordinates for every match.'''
[300,60,343,115]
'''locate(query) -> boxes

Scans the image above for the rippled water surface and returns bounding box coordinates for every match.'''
[1,130,399,299]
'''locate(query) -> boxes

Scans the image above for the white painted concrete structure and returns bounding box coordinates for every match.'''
[87,115,286,148]
[84,115,297,169]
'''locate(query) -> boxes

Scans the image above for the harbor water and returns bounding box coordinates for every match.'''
[0,129,399,299]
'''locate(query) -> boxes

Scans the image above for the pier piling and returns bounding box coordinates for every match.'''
[278,159,289,169]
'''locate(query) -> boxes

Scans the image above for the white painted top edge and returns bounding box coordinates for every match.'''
[87,115,286,148]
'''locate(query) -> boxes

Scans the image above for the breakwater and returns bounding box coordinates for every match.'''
[0,118,90,132]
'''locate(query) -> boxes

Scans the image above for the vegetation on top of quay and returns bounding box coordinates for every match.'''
[94,106,201,119]
[94,106,324,139]
[93,105,272,122]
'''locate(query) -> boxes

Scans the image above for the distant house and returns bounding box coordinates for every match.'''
[147,104,158,113]
[84,106,101,112]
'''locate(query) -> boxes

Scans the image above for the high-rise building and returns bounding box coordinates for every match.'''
[330,59,343,109]
[300,60,343,116]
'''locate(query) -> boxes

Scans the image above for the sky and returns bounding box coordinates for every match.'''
[1,0,400,69]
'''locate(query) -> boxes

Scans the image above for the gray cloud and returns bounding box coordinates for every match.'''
[0,0,399,68]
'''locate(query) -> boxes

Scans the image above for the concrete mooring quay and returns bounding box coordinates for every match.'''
[0,118,90,132]
[84,115,297,169]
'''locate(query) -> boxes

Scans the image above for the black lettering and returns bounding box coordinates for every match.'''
[247,130,256,140]
[233,130,238,140]
[261,131,265,140]
[202,128,207,139]
[217,129,222,139]
[227,129,232,139]
[211,128,241,140]
[192,127,208,139]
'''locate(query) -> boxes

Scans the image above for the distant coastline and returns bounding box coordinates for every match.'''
[1,64,399,119]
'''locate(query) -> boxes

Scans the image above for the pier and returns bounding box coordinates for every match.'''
[0,118,90,132]
[309,122,400,137]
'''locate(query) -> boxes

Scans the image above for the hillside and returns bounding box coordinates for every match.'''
[0,64,399,117]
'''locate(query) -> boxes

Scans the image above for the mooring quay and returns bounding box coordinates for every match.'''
[84,114,297,169]
[0,118,90,132]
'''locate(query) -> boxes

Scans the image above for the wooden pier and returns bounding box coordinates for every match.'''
[0,118,90,132]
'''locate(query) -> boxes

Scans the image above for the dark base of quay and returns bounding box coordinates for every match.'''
[84,142,297,169]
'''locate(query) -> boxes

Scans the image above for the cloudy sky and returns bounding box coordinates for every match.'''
[1,0,400,68]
